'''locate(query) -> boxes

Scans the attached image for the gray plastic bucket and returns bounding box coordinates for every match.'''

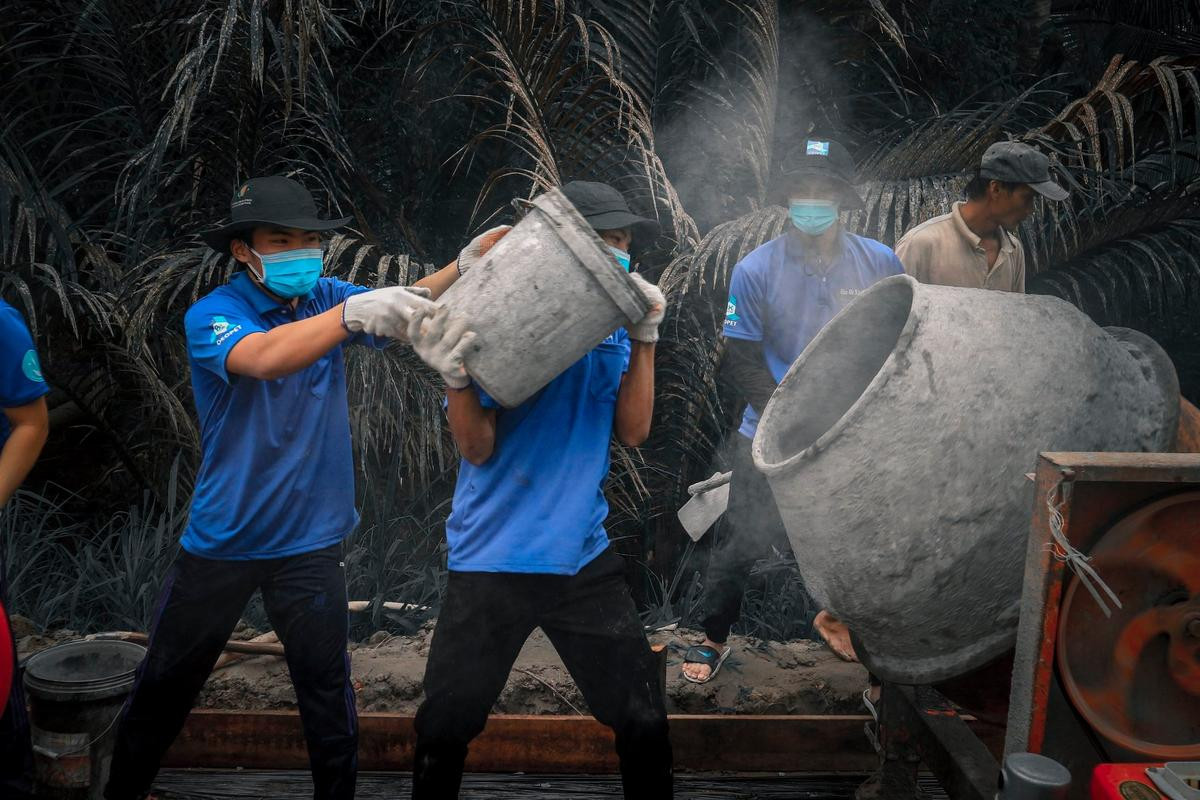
[439,187,651,408]
[751,275,1179,684]
[23,640,145,797]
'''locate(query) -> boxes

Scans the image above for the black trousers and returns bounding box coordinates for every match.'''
[700,434,805,644]
[105,544,357,800]
[413,547,672,799]
[0,573,34,799]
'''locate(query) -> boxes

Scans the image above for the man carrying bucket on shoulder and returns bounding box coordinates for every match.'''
[408,181,673,798]
[104,176,493,800]
[682,139,903,685]
[0,299,50,799]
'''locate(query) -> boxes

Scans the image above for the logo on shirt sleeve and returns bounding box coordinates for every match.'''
[725,295,740,325]
[21,350,44,383]
[210,315,242,346]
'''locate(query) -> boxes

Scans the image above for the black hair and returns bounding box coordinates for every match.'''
[965,170,1022,200]
[229,227,256,246]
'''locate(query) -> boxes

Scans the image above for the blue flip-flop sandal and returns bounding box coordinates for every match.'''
[682,643,732,684]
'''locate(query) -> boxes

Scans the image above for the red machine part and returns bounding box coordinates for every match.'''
[1089,764,1166,799]
[1057,491,1200,761]
[0,598,12,716]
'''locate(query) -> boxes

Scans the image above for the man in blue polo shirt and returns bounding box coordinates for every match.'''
[408,181,673,798]
[0,300,50,799]
[681,139,903,684]
[105,176,484,800]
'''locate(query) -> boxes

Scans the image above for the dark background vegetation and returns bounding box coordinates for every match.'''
[2,0,1198,640]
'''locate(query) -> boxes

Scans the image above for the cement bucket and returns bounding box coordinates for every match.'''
[439,188,651,407]
[23,640,145,797]
[751,274,1179,684]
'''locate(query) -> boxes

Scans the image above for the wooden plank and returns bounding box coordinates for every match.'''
[164,711,935,772]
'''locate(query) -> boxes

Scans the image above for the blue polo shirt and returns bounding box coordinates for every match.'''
[445,329,631,574]
[0,300,50,447]
[181,273,384,560]
[724,230,903,438]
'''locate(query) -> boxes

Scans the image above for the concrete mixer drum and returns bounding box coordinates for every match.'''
[752,274,1181,684]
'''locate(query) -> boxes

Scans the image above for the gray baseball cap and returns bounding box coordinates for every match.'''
[980,142,1068,201]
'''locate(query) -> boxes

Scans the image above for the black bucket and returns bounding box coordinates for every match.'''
[23,640,145,798]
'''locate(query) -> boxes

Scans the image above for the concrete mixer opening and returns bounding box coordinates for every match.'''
[755,274,915,471]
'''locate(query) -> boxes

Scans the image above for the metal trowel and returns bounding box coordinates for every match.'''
[676,471,733,541]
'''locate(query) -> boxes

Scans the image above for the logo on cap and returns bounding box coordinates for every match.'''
[232,184,253,208]
[806,140,830,157]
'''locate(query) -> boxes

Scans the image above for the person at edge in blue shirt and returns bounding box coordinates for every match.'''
[0,301,50,800]
[104,176,496,800]
[405,180,673,799]
[681,139,904,685]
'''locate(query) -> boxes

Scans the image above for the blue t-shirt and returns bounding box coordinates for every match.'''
[723,230,903,438]
[0,300,50,447]
[445,329,632,574]
[182,273,384,560]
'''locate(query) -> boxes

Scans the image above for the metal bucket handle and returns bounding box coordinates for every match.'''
[31,705,123,760]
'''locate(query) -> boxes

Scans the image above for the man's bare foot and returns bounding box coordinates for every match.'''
[814,610,859,662]
[681,637,726,682]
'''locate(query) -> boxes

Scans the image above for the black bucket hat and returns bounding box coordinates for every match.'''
[560,181,660,244]
[200,176,352,252]
[778,138,864,209]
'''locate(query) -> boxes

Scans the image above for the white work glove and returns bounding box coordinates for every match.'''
[627,273,667,343]
[457,225,512,276]
[407,306,477,389]
[342,286,436,341]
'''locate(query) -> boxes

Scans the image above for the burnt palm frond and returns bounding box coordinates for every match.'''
[1033,55,1200,179]
[1029,216,1200,398]
[661,206,787,302]
[419,0,697,248]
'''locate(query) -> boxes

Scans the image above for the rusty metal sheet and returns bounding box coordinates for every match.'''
[163,711,1003,773]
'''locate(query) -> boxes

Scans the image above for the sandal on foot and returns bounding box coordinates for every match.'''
[682,643,732,684]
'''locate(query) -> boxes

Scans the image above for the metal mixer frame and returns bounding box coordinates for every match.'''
[864,452,1200,800]
[1006,452,1200,781]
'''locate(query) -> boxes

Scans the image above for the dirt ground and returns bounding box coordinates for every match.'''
[14,618,869,716]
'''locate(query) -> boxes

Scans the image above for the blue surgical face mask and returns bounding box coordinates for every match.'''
[250,247,323,298]
[789,199,840,236]
[609,246,632,272]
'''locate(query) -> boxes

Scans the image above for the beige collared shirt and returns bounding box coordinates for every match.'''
[895,201,1025,292]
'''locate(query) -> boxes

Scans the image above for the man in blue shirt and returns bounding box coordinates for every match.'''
[105,176,485,800]
[0,300,50,799]
[681,139,904,684]
[409,181,673,798]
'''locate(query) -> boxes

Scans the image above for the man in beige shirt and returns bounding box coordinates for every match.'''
[895,141,1068,292]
